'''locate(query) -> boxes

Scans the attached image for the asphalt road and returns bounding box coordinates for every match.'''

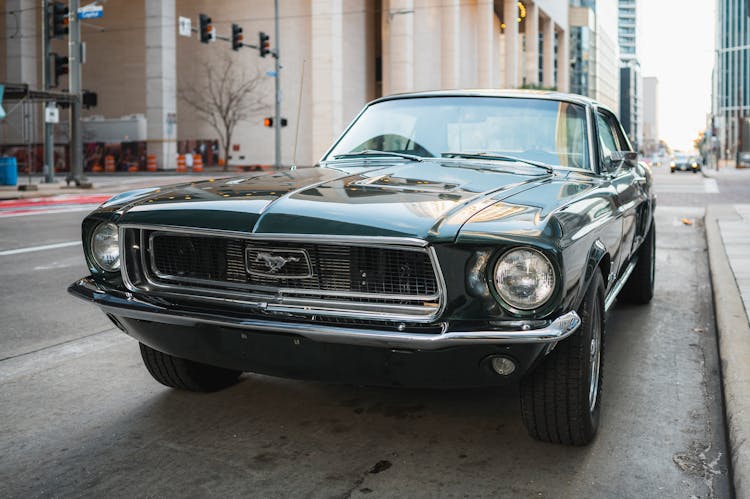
[0,167,738,497]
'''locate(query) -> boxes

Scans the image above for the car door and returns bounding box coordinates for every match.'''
[594,109,641,278]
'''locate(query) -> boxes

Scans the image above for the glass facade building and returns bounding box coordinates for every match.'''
[713,0,750,161]
[617,0,641,148]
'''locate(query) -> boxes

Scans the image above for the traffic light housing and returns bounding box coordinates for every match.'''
[51,2,69,39]
[53,53,69,87]
[264,117,288,127]
[231,24,243,51]
[199,14,213,43]
[259,32,270,57]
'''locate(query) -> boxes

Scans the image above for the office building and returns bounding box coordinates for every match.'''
[712,0,750,162]
[568,0,620,113]
[617,0,641,148]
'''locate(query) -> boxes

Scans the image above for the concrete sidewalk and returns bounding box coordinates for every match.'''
[705,204,750,498]
[0,171,236,200]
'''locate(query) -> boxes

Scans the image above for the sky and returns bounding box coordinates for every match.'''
[638,0,715,151]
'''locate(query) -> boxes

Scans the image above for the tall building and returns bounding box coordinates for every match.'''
[642,76,658,153]
[617,0,641,148]
[0,0,571,170]
[568,0,620,113]
[712,0,750,162]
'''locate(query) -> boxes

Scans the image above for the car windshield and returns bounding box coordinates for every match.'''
[324,96,590,169]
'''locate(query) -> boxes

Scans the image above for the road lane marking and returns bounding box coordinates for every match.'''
[0,240,80,256]
[0,206,96,218]
[704,178,719,193]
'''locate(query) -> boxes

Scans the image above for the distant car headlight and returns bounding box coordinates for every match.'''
[493,248,556,310]
[90,223,120,271]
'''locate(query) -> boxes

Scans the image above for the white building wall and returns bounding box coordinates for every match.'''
[594,0,620,113]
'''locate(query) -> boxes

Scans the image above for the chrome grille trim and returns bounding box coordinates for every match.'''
[119,224,446,322]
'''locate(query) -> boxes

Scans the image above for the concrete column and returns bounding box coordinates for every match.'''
[5,0,38,87]
[145,0,177,170]
[525,2,539,86]
[476,1,494,88]
[441,0,460,89]
[388,0,414,94]
[503,0,519,88]
[312,0,344,159]
[557,26,569,92]
[542,16,555,88]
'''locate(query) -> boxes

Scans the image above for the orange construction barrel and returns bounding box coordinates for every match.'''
[146,154,157,172]
[176,154,186,172]
[104,155,115,172]
[192,154,204,172]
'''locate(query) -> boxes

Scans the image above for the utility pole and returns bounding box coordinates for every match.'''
[67,0,85,186]
[42,0,55,183]
[274,0,281,170]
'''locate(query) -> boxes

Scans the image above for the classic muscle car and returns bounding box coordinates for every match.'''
[70,90,655,445]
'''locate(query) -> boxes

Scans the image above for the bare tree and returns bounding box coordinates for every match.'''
[179,54,270,170]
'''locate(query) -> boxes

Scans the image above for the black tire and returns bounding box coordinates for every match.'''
[619,221,655,305]
[139,343,242,392]
[520,271,605,446]
[670,168,675,173]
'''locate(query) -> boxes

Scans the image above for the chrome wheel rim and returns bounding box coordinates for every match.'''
[589,304,602,413]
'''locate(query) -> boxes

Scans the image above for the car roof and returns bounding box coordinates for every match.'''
[370,89,603,108]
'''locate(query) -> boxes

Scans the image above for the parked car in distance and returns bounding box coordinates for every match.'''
[670,153,700,173]
[70,90,655,446]
[738,151,750,168]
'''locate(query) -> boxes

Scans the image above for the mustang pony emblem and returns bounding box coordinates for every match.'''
[255,252,300,273]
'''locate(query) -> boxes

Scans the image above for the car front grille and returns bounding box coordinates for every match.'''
[120,226,444,322]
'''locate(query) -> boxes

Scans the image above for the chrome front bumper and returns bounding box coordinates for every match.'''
[68,277,581,351]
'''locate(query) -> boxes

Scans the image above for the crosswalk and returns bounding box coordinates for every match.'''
[0,194,113,217]
[652,169,720,194]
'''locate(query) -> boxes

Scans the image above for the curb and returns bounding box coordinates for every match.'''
[705,204,750,498]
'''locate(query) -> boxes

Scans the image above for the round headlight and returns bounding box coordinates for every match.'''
[493,248,555,310]
[90,223,120,271]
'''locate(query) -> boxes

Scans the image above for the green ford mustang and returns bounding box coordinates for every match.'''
[70,90,655,445]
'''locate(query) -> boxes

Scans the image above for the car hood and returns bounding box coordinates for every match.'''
[109,161,553,242]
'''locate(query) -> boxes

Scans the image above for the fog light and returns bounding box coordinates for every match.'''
[490,356,516,376]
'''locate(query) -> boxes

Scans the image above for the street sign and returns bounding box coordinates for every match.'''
[45,105,59,124]
[178,16,192,37]
[266,71,277,78]
[77,4,103,19]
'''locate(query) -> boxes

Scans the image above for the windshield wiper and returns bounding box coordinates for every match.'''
[441,152,553,173]
[331,149,424,162]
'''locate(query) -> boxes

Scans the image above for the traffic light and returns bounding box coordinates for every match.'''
[264,117,288,127]
[51,2,69,39]
[259,31,270,57]
[231,24,243,51]
[199,14,214,43]
[82,90,98,109]
[53,53,69,87]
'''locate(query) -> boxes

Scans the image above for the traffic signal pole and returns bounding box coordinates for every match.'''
[274,0,281,170]
[67,0,85,186]
[42,0,55,183]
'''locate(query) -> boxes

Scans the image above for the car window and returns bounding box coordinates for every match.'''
[325,97,590,169]
[596,112,618,168]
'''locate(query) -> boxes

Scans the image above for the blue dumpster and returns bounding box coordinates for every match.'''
[0,157,18,186]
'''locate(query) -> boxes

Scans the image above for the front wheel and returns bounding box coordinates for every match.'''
[520,271,606,445]
[139,343,242,392]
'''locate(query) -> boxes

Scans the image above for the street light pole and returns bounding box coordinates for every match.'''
[67,0,84,186]
[42,0,55,183]
[274,0,281,170]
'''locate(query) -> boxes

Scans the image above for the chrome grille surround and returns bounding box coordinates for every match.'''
[119,224,446,323]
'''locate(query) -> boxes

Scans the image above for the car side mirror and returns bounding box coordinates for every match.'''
[606,151,638,172]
